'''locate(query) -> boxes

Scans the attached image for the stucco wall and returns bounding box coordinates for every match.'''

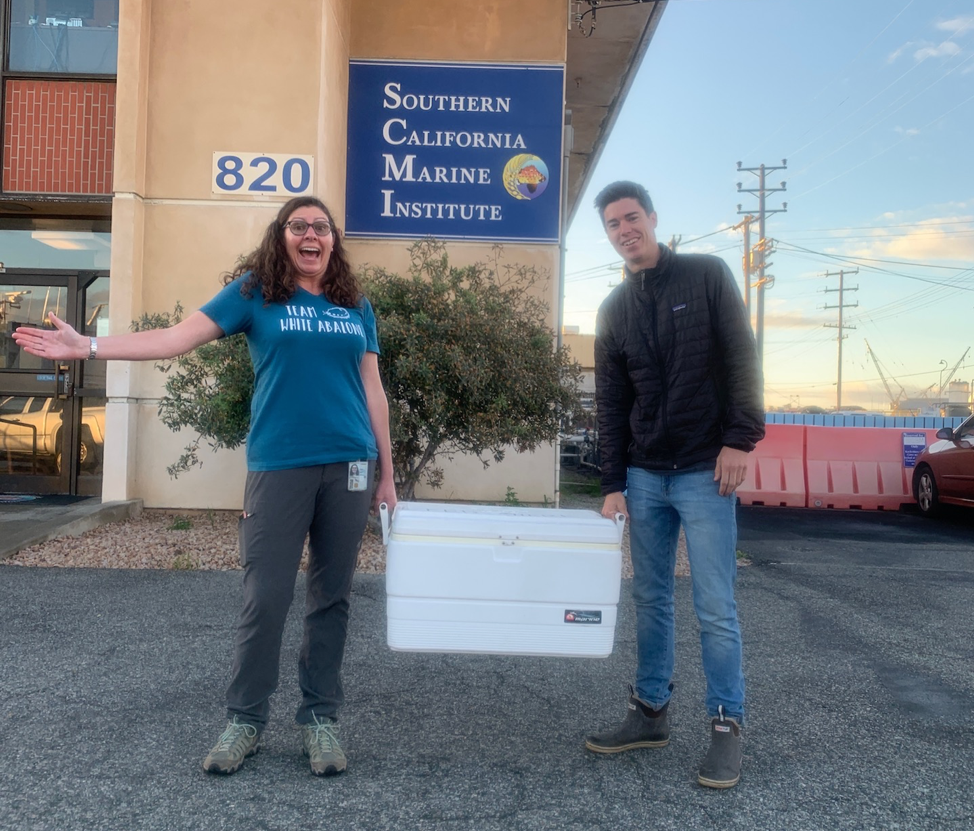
[350,0,567,63]
[106,0,352,508]
[105,0,567,508]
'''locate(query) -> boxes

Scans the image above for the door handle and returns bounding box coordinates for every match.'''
[56,364,73,399]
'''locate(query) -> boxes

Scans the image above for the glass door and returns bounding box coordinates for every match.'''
[0,269,108,495]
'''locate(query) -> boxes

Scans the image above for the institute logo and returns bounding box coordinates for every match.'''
[503,154,549,200]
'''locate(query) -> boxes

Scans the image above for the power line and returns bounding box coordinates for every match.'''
[788,27,974,184]
[564,263,624,283]
[781,229,974,244]
[567,227,974,283]
[784,218,974,232]
[774,240,974,288]
[739,0,916,161]
[681,227,731,245]
[792,82,974,200]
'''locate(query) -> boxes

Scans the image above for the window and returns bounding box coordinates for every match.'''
[2,2,118,197]
[0,221,112,268]
[7,0,119,74]
[0,395,27,413]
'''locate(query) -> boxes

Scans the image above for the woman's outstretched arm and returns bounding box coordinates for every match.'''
[13,311,224,362]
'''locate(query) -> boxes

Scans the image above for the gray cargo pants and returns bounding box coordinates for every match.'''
[226,463,373,728]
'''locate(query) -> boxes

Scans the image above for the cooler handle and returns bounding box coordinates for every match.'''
[379,501,392,545]
[613,512,626,543]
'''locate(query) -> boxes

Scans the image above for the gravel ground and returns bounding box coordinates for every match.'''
[6,490,690,577]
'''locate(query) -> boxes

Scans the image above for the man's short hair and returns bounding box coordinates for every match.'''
[594,181,654,221]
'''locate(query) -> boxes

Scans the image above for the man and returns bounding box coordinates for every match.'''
[585,181,765,789]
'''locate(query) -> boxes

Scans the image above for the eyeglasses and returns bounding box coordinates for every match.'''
[284,219,333,236]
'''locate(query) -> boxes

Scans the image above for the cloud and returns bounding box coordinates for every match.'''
[914,41,962,61]
[890,16,972,63]
[876,203,969,221]
[763,308,825,329]
[887,40,958,63]
[848,216,974,262]
[894,126,920,136]
[887,43,912,63]
[684,225,740,256]
[686,242,719,255]
[936,16,974,35]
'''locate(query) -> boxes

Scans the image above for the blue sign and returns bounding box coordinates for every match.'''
[346,61,565,243]
[902,431,927,468]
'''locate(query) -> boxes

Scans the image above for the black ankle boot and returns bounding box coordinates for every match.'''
[697,705,742,788]
[585,685,670,753]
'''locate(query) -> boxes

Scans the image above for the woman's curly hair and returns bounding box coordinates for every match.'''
[224,196,361,308]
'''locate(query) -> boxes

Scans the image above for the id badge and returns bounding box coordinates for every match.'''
[348,461,368,492]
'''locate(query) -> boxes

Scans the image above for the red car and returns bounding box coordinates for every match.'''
[913,413,974,516]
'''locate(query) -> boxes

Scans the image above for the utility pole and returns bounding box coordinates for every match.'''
[822,269,859,411]
[667,233,681,252]
[737,161,787,367]
[732,215,755,321]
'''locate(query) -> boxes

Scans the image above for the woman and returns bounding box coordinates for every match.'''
[13,196,398,777]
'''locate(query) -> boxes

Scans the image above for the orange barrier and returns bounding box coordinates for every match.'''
[804,427,942,510]
[738,424,807,507]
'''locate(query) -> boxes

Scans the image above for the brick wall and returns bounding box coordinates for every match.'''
[2,79,115,195]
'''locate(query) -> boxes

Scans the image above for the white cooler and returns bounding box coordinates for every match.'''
[381,501,625,658]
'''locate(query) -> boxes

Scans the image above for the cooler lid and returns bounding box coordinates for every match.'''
[387,501,623,545]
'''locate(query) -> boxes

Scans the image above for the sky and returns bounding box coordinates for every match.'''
[563,0,974,411]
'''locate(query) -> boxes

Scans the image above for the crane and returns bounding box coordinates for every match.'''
[938,346,971,399]
[864,340,908,413]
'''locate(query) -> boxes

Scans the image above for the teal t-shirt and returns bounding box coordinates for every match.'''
[199,277,379,471]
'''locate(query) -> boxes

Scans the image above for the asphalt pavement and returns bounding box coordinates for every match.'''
[1,505,973,831]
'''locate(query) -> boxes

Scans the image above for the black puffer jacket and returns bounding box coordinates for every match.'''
[594,244,765,496]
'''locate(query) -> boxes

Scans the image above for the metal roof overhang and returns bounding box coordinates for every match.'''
[563,0,667,226]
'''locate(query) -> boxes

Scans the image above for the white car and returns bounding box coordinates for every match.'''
[0,395,105,472]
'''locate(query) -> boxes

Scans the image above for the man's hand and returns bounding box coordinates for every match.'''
[714,446,749,496]
[601,491,628,520]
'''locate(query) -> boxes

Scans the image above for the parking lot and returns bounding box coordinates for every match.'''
[1,504,972,830]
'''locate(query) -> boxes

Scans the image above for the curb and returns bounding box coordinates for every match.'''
[0,499,143,561]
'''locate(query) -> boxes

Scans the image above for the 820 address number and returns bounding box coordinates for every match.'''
[212,152,315,196]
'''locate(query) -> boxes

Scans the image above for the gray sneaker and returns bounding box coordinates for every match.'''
[584,685,670,753]
[697,706,742,789]
[202,716,260,775]
[301,714,347,776]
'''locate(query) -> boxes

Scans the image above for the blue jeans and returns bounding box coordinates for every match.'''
[627,466,745,723]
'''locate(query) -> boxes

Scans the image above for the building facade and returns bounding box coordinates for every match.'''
[0,0,664,507]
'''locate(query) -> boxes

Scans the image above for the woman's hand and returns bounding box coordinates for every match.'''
[373,476,398,516]
[12,313,89,361]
